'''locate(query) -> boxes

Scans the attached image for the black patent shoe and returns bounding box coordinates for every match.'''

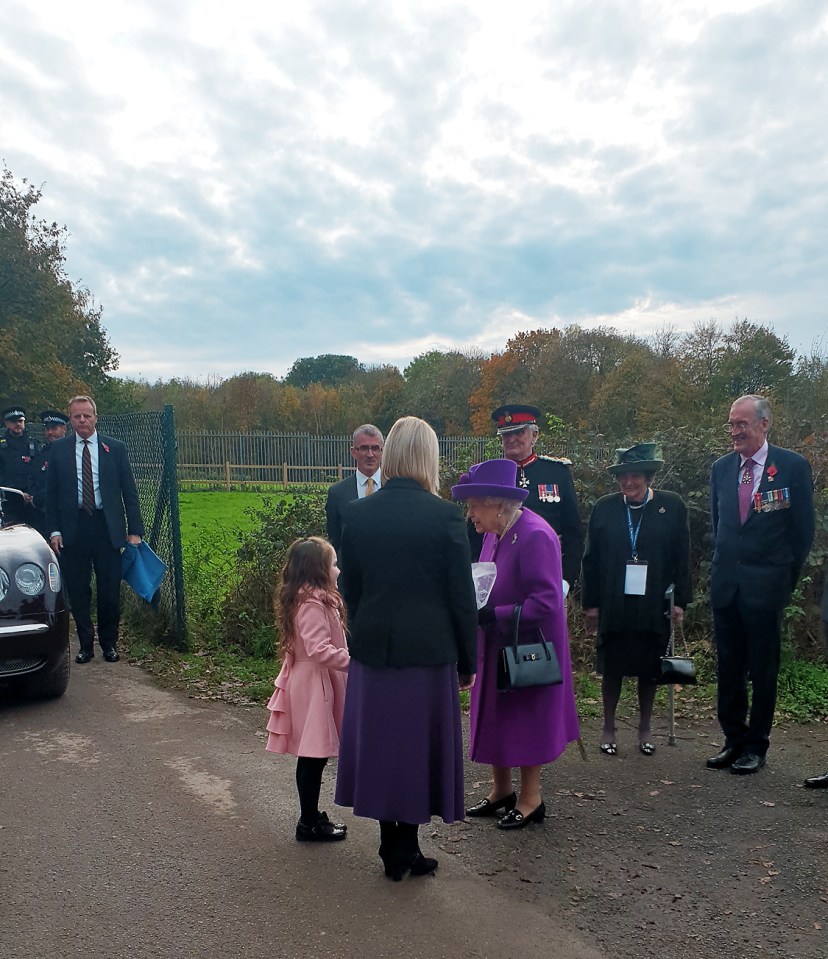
[318,810,347,831]
[706,746,741,770]
[102,649,120,663]
[804,772,828,789]
[295,815,347,842]
[730,753,765,775]
[466,791,517,818]
[496,802,546,830]
[75,650,94,664]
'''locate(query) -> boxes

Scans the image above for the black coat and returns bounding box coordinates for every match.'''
[710,444,814,611]
[339,477,477,675]
[45,433,144,549]
[581,490,692,638]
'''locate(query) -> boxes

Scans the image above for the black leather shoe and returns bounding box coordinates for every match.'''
[496,802,546,830]
[731,753,766,775]
[706,746,741,769]
[466,791,517,818]
[102,649,120,663]
[296,815,346,842]
[803,772,828,789]
[75,650,94,664]
[318,811,347,831]
[409,852,438,876]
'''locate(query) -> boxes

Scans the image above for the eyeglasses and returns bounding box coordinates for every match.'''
[353,445,382,454]
[722,419,760,434]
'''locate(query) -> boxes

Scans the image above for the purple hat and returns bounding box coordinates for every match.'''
[451,459,529,502]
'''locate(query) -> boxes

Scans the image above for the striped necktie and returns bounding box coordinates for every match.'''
[82,440,95,513]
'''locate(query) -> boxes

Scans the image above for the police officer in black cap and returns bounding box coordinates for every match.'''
[0,406,40,523]
[487,404,584,593]
[1,406,40,493]
[27,410,69,537]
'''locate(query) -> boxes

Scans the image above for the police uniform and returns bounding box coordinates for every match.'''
[0,407,40,492]
[479,404,585,586]
[27,410,69,537]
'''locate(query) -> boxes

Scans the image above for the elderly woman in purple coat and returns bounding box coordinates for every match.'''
[452,460,580,830]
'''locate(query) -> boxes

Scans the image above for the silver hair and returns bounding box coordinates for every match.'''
[734,394,772,427]
[352,424,384,445]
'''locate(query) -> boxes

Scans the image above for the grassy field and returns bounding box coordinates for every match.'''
[179,491,275,554]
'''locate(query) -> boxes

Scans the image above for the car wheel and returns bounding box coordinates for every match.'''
[23,645,70,699]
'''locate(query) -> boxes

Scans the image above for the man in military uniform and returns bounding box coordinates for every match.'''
[487,404,584,593]
[27,409,69,537]
[0,406,39,523]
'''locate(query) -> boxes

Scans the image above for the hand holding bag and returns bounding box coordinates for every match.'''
[497,604,563,692]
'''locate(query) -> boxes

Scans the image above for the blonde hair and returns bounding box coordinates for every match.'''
[68,395,97,413]
[382,416,440,494]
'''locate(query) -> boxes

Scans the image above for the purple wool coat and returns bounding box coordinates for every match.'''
[469,508,580,767]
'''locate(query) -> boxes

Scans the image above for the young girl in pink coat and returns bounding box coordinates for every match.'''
[266,537,350,842]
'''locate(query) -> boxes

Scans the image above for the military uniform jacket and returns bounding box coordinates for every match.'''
[518,455,584,585]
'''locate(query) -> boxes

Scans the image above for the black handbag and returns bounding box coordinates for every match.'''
[497,604,563,692]
[658,591,696,685]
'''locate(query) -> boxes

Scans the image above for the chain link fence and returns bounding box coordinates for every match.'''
[99,405,186,648]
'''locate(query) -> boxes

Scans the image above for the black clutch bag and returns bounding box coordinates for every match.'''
[497,604,563,692]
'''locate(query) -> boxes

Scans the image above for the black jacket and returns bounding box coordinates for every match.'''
[339,477,477,674]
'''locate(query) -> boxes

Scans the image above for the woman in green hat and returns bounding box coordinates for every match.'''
[581,443,692,756]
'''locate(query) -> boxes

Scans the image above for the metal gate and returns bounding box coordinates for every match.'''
[98,405,186,648]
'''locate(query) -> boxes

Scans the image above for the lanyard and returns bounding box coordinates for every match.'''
[625,502,646,561]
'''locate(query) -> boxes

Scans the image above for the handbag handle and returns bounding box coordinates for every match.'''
[511,604,553,662]
[662,583,691,658]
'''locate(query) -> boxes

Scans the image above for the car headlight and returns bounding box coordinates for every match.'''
[0,567,8,602]
[15,563,45,596]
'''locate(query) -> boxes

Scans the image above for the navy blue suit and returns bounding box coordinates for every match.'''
[46,433,144,654]
[710,444,814,755]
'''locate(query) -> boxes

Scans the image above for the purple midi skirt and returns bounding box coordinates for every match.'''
[334,660,465,824]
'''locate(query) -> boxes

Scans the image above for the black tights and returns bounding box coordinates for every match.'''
[296,757,328,824]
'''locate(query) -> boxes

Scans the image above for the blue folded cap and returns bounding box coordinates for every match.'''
[121,541,167,603]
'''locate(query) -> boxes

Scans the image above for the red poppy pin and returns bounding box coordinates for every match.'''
[766,463,777,482]
[22,456,30,463]
[102,443,110,453]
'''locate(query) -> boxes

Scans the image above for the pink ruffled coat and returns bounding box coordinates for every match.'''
[266,590,349,759]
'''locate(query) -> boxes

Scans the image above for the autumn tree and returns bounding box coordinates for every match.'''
[0,166,117,406]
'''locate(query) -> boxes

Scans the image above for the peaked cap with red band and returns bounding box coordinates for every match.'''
[491,404,541,435]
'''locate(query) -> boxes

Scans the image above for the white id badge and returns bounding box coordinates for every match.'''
[624,561,648,595]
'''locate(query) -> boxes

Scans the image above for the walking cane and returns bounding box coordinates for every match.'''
[665,583,676,746]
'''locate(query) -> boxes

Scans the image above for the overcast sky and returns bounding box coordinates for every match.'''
[3,0,826,380]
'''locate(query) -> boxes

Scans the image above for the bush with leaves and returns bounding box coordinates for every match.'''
[218,491,327,658]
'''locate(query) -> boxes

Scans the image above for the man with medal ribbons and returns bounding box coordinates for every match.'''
[707,394,814,775]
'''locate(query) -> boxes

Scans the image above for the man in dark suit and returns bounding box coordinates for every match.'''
[707,394,814,774]
[46,395,144,663]
[325,424,383,557]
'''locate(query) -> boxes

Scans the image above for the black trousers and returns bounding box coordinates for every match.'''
[61,510,122,653]
[713,591,783,756]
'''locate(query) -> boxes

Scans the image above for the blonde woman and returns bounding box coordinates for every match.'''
[335,417,478,880]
